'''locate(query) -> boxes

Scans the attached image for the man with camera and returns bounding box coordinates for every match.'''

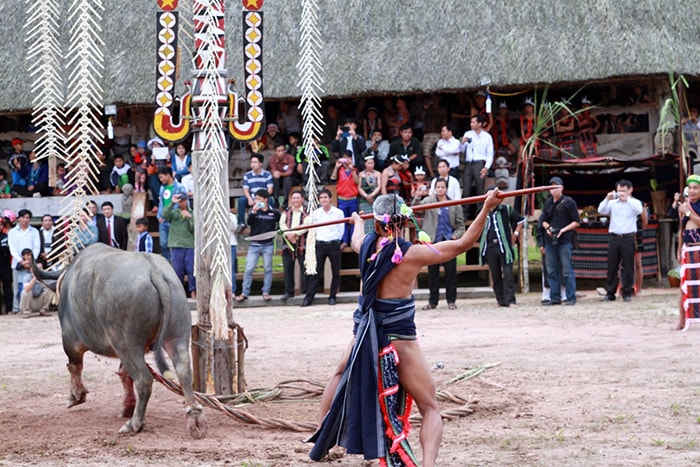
[539,177,581,305]
[597,179,644,302]
[330,117,366,171]
[388,123,424,176]
[362,129,390,171]
[461,114,494,219]
[236,189,281,302]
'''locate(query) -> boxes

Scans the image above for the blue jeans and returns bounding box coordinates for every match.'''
[241,242,274,296]
[231,245,238,295]
[171,247,196,293]
[159,221,171,262]
[237,197,249,226]
[337,198,357,245]
[545,242,576,303]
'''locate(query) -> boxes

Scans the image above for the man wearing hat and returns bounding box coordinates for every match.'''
[10,138,27,162]
[539,177,581,305]
[597,179,643,302]
[331,117,366,171]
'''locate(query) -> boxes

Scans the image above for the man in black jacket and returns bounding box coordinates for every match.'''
[539,177,581,306]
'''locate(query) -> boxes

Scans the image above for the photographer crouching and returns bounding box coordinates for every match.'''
[539,177,581,306]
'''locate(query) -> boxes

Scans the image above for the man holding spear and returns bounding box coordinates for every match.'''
[309,188,503,467]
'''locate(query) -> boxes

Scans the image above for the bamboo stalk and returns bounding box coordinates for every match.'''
[285,185,559,232]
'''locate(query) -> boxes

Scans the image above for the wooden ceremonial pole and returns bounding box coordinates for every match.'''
[284,185,560,233]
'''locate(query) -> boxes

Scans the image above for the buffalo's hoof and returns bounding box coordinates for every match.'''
[66,390,88,408]
[118,419,144,434]
[185,404,208,439]
[187,412,208,439]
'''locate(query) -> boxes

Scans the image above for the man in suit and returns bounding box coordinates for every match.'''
[97,201,128,250]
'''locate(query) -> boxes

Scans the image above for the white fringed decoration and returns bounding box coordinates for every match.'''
[297,0,325,275]
[53,0,105,266]
[24,0,67,166]
[193,0,231,341]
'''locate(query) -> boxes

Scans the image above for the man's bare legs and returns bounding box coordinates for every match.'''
[393,339,442,467]
[318,340,353,424]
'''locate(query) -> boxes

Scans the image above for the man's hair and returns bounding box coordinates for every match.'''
[250,153,264,163]
[135,217,148,227]
[18,209,31,219]
[474,114,487,125]
[254,189,269,199]
[399,123,412,132]
[42,214,52,221]
[157,166,173,176]
[21,248,32,256]
[435,178,448,188]
[101,201,114,209]
[290,189,304,198]
[373,194,408,230]
[616,179,633,189]
[318,188,332,199]
[371,129,383,137]
[437,159,450,169]
[0,168,6,177]
[275,143,287,151]
[443,124,455,134]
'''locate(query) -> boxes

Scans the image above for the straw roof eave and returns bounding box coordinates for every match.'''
[1,0,700,113]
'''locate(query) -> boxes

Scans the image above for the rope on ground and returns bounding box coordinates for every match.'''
[150,366,318,432]
[446,362,501,385]
[150,363,498,432]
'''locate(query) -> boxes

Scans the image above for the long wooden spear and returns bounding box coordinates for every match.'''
[246,185,558,241]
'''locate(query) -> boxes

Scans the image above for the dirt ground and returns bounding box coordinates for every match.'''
[1,288,700,466]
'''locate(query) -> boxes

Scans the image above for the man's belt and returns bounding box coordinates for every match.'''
[317,240,340,244]
[610,232,635,238]
[466,159,486,164]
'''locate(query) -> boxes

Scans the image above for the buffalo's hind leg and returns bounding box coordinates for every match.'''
[115,353,153,434]
[64,341,89,408]
[117,363,136,418]
[167,338,208,438]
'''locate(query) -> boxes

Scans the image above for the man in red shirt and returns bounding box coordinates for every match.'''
[268,143,297,209]
[330,150,359,249]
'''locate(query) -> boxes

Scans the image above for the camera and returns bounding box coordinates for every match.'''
[465,137,472,144]
[374,138,381,144]
[256,201,265,209]
[548,227,560,246]
[613,192,620,199]
[340,125,350,132]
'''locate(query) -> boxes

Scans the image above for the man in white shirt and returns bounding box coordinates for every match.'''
[461,115,494,218]
[7,209,41,312]
[597,179,643,302]
[429,159,461,201]
[302,189,344,307]
[435,124,461,180]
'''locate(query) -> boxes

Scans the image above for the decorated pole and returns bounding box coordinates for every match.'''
[154,0,265,395]
[282,185,560,233]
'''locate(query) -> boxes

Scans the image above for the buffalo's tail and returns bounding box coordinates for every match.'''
[147,256,173,376]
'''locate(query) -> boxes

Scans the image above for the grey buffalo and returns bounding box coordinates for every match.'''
[33,243,207,438]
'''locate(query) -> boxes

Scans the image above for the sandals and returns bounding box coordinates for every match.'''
[235,295,248,302]
[421,304,437,310]
[262,294,272,302]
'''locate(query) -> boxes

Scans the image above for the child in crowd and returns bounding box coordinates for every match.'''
[53,164,68,195]
[0,169,10,198]
[134,218,154,253]
[411,166,430,204]
[109,154,133,193]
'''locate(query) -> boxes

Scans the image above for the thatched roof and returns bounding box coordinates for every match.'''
[1,0,699,112]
